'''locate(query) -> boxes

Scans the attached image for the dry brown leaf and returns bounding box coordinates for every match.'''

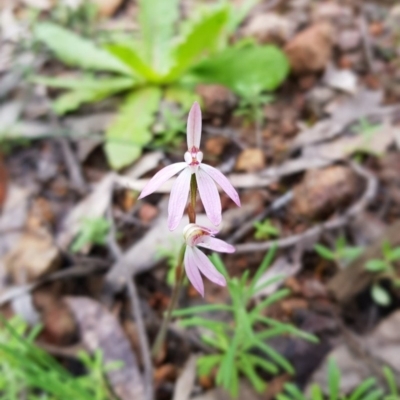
[3,229,60,283]
[235,148,265,172]
[308,310,400,394]
[66,296,145,400]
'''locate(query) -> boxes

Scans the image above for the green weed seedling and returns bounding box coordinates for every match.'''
[33,0,289,169]
[173,247,318,397]
[70,217,110,253]
[253,218,280,240]
[314,236,364,267]
[278,358,399,400]
[0,315,119,400]
[365,241,400,306]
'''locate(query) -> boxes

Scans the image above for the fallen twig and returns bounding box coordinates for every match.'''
[235,162,378,253]
[106,206,154,400]
[229,191,293,244]
[58,137,87,194]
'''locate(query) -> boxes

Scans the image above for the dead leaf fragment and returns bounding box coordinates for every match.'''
[235,148,265,172]
[243,12,293,45]
[205,137,229,157]
[66,296,145,400]
[308,310,400,394]
[285,22,334,74]
[196,84,236,116]
[4,230,60,283]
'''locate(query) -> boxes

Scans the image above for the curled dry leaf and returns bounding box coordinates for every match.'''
[65,296,145,400]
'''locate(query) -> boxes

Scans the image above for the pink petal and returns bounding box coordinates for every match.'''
[192,247,226,287]
[196,168,221,226]
[138,162,187,199]
[200,164,241,207]
[198,237,235,254]
[184,247,204,296]
[186,102,202,150]
[168,168,192,231]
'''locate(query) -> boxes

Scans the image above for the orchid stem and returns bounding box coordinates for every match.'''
[152,175,197,360]
[151,244,186,360]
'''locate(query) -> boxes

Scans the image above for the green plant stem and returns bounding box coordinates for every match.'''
[151,244,186,359]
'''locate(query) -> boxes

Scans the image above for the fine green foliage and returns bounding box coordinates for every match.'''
[0,316,119,400]
[365,241,400,306]
[253,218,280,240]
[34,1,289,169]
[235,92,273,126]
[314,236,364,266]
[277,359,398,400]
[173,247,318,397]
[71,217,110,253]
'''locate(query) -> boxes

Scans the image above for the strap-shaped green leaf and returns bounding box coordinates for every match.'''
[165,7,229,81]
[138,0,180,74]
[189,42,289,96]
[35,22,132,75]
[105,86,162,169]
[40,77,135,114]
[104,43,158,81]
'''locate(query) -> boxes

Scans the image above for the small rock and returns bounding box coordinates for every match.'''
[235,148,265,172]
[195,84,236,116]
[242,12,293,45]
[337,29,361,52]
[285,22,334,74]
[323,65,358,94]
[139,203,158,223]
[291,166,360,219]
[205,136,229,157]
[306,86,335,117]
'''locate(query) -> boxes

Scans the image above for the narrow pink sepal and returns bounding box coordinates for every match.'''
[192,247,226,287]
[184,247,204,296]
[196,168,222,226]
[186,102,202,150]
[168,168,192,231]
[200,164,241,207]
[138,162,187,199]
[198,237,235,254]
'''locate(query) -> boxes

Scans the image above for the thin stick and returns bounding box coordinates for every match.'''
[106,206,154,400]
[235,162,377,253]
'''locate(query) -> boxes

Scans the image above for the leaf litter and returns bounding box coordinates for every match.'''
[3,0,400,399]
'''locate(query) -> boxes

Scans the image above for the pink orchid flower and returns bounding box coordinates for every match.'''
[138,102,241,231]
[183,223,234,296]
